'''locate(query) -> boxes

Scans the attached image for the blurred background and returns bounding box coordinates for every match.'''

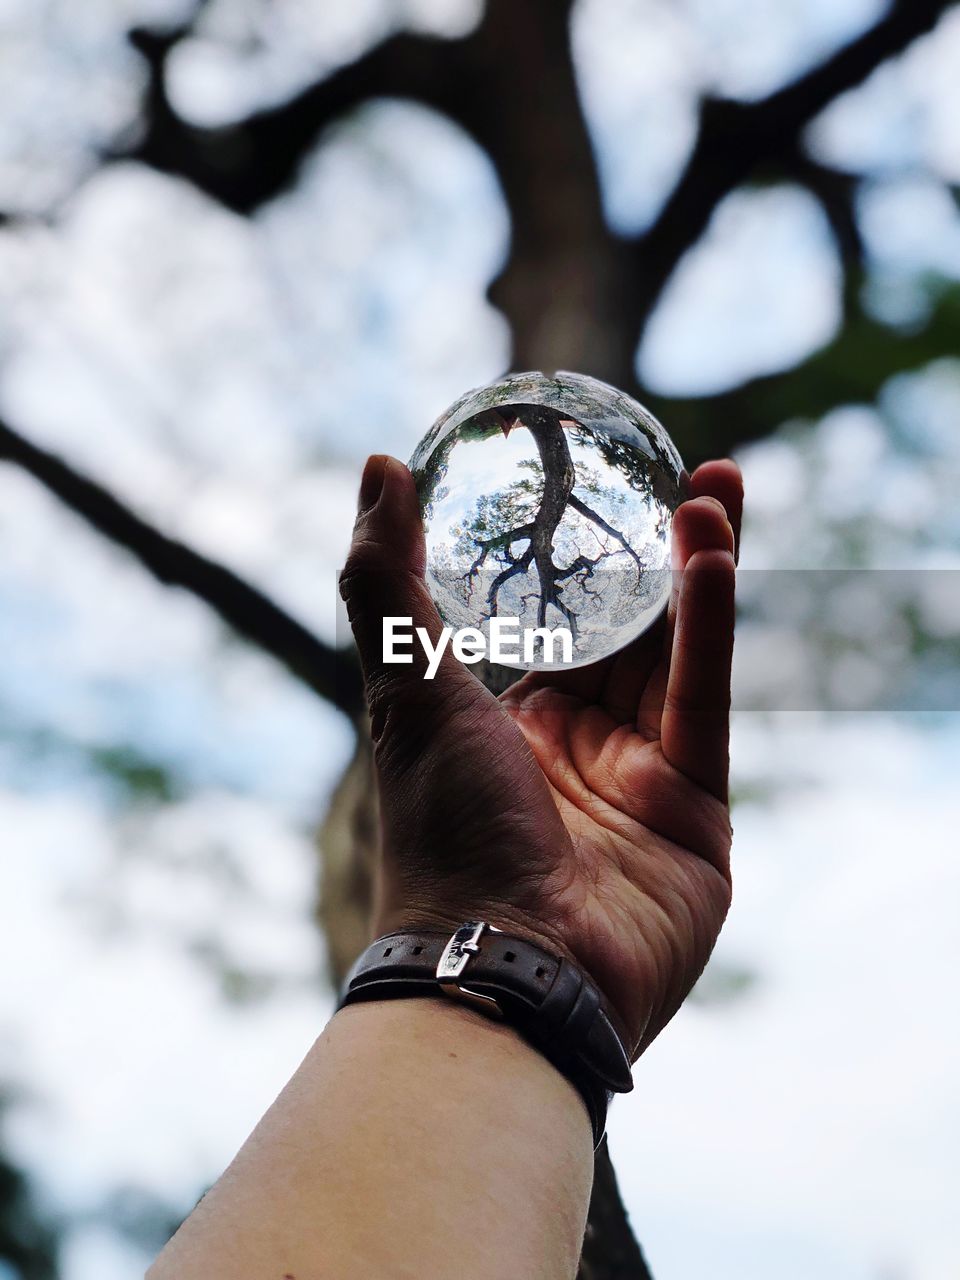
[1,1,959,1277]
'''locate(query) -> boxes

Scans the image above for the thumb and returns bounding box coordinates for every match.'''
[339,454,486,743]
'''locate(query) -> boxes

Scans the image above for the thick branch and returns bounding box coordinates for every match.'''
[465,521,537,587]
[121,2,958,399]
[633,0,956,330]
[125,28,484,213]
[125,2,634,382]
[0,418,363,716]
[484,545,535,618]
[475,2,634,381]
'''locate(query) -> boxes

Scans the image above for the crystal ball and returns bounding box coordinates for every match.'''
[409,371,687,670]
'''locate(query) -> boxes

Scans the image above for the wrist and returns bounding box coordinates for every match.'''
[341,919,635,1147]
[335,988,586,1108]
[372,902,635,1047]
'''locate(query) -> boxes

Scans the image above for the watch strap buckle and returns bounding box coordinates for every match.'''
[436,921,503,1016]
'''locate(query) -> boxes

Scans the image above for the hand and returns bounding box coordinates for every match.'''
[339,453,742,1057]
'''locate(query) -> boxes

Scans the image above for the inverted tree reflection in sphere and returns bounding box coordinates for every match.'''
[410,371,687,670]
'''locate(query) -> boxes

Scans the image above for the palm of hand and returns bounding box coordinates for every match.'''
[499,672,732,1055]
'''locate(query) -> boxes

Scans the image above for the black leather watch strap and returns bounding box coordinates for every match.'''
[336,922,634,1148]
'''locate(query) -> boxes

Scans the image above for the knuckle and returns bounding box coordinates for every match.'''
[664,689,730,726]
[339,538,387,602]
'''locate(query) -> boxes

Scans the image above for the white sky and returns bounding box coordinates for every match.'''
[611,714,960,1280]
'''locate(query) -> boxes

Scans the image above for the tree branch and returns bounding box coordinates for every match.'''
[465,522,537,582]
[645,280,960,462]
[633,0,956,331]
[123,1,634,382]
[0,418,363,716]
[483,544,536,618]
[568,494,644,574]
[124,27,484,213]
[119,1,958,396]
[776,150,864,319]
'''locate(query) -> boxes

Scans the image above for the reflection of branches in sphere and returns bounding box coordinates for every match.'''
[411,373,685,669]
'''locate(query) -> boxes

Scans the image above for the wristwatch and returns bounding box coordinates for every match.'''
[336,921,634,1148]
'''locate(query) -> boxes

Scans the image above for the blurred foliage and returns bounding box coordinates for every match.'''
[651,276,960,456]
[0,1099,58,1280]
[689,961,758,1007]
[0,715,184,809]
[86,746,182,807]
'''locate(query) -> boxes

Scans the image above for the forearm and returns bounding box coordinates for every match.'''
[148,998,594,1280]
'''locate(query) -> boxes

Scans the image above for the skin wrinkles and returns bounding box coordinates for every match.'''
[518,696,731,872]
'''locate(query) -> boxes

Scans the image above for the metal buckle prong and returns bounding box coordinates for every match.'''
[436,921,502,1016]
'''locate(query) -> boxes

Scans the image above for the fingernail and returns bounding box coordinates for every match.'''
[358,455,388,513]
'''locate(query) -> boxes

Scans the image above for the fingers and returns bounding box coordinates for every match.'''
[633,483,736,731]
[656,461,740,793]
[354,454,427,577]
[545,460,741,728]
[340,456,426,692]
[672,491,736,574]
[660,546,736,801]
[339,455,484,741]
[662,465,738,653]
[688,459,743,563]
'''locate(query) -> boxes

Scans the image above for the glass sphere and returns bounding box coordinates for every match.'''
[409,371,687,670]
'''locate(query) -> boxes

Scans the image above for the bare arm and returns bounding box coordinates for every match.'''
[148,1000,593,1279]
